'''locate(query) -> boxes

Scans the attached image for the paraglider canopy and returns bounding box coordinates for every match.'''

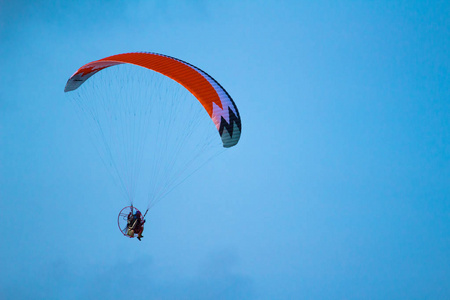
[64,52,242,148]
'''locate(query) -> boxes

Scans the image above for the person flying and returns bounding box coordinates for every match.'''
[127,210,145,241]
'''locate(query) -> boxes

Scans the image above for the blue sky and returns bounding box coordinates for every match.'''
[1,1,449,299]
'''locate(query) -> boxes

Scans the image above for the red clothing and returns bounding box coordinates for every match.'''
[127,212,144,236]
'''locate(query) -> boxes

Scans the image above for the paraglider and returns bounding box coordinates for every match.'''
[117,206,146,240]
[127,210,145,240]
[64,52,241,239]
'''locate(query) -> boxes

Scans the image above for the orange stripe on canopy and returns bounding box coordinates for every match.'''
[65,52,222,115]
